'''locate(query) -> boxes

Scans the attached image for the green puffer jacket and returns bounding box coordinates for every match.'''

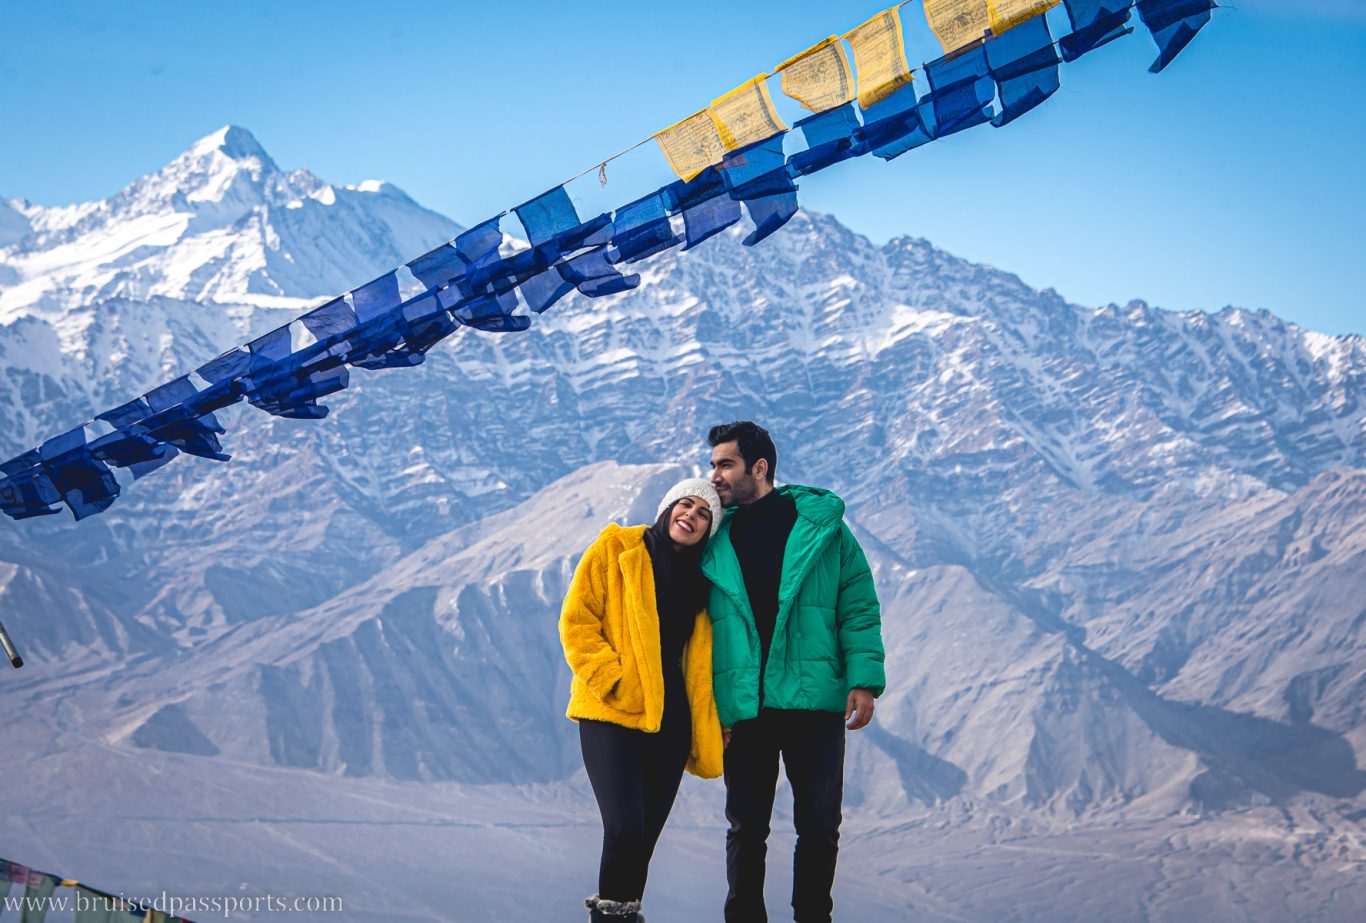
[701,484,886,727]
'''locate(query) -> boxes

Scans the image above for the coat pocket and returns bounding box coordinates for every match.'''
[794,604,839,659]
[602,663,646,715]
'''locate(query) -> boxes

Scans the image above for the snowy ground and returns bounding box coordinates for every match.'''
[5,714,1366,922]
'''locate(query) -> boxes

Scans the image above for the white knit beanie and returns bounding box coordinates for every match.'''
[656,477,724,538]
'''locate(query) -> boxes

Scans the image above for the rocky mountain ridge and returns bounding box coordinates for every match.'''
[1,125,1365,920]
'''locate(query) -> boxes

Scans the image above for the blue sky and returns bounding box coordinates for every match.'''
[1,0,1362,334]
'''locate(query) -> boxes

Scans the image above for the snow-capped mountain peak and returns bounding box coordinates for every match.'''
[0,127,460,319]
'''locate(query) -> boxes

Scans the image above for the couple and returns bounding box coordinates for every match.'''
[560,421,886,923]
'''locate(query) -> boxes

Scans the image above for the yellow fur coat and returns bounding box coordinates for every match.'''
[559,523,724,779]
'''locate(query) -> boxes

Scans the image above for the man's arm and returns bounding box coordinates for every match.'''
[835,522,885,729]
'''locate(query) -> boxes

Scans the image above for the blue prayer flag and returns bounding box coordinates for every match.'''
[611,191,681,264]
[920,46,996,139]
[407,243,466,290]
[515,187,582,248]
[144,409,230,461]
[351,272,401,324]
[789,105,862,177]
[453,218,507,297]
[454,289,531,332]
[145,377,199,414]
[985,14,1062,127]
[247,326,293,364]
[666,167,727,212]
[721,136,796,200]
[519,267,576,314]
[89,428,180,480]
[1059,0,1134,62]
[681,197,742,250]
[397,292,459,351]
[455,219,504,264]
[196,348,251,384]
[743,194,799,247]
[561,249,641,297]
[1137,0,1215,73]
[97,399,153,431]
[187,379,244,415]
[719,136,799,244]
[0,450,62,520]
[300,297,358,341]
[856,84,934,161]
[38,428,121,520]
[135,379,232,461]
[556,213,614,252]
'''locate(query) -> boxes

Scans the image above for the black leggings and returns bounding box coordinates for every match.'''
[579,689,691,902]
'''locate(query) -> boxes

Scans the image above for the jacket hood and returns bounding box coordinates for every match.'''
[778,484,846,526]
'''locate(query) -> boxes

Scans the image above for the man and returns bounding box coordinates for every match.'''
[701,421,885,923]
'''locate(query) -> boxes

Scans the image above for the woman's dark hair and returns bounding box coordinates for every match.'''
[708,420,776,484]
[643,500,711,616]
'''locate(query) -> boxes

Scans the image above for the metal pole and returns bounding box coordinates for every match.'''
[0,618,23,668]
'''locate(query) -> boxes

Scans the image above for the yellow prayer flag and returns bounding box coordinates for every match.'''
[924,0,992,55]
[843,8,915,110]
[775,36,855,114]
[987,0,1061,36]
[709,75,788,151]
[654,109,728,182]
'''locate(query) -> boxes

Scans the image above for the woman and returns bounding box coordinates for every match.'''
[560,478,726,923]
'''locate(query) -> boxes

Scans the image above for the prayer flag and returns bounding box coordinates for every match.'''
[988,0,1061,36]
[743,194,799,247]
[665,168,739,248]
[350,272,401,324]
[561,249,641,298]
[1058,0,1133,61]
[789,104,862,176]
[196,348,251,384]
[985,13,1062,126]
[655,110,728,183]
[681,197,742,249]
[18,872,57,923]
[1137,0,1215,73]
[611,191,681,264]
[858,83,934,160]
[720,135,793,200]
[406,244,465,291]
[74,886,118,923]
[299,297,358,341]
[710,76,788,152]
[89,429,179,480]
[844,9,915,109]
[38,429,121,521]
[515,187,582,248]
[924,0,992,55]
[775,37,855,113]
[0,451,62,520]
[453,289,531,332]
[920,45,996,137]
[519,267,575,314]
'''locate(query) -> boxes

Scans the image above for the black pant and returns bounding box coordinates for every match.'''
[579,688,691,903]
[724,709,845,923]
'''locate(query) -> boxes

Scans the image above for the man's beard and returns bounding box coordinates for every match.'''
[729,476,760,505]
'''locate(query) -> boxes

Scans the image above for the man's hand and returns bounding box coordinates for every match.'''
[845,688,875,731]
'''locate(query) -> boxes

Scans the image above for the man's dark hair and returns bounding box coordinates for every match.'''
[708,421,777,484]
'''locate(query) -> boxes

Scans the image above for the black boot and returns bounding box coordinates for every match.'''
[585,894,645,923]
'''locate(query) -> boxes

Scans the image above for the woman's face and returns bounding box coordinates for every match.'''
[667,496,713,547]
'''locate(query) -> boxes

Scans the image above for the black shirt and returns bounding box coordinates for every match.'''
[728,488,798,687]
